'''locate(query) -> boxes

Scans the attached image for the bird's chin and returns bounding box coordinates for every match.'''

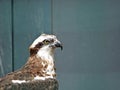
[49,44,55,48]
[49,46,56,51]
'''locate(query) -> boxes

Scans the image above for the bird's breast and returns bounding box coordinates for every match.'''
[23,56,56,80]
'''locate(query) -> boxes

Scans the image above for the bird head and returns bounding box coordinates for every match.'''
[29,34,63,56]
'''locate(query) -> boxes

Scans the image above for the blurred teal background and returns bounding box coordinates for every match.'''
[0,0,120,90]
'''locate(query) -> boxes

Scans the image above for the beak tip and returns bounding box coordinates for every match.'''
[61,45,63,50]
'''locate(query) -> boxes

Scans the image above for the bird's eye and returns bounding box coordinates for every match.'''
[43,39,50,45]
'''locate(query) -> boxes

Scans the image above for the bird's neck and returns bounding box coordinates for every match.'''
[24,48,56,80]
[37,48,55,62]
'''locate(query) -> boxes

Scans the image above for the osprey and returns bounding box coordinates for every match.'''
[0,34,63,90]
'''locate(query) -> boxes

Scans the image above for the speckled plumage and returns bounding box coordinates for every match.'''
[0,34,62,90]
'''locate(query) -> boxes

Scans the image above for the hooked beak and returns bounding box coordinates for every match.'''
[54,41,63,50]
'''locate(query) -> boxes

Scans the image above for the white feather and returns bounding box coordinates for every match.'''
[34,76,45,80]
[37,45,55,78]
[12,80,28,84]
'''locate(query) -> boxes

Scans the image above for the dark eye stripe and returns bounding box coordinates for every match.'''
[43,39,50,43]
[35,42,43,48]
[43,38,54,43]
[50,39,54,42]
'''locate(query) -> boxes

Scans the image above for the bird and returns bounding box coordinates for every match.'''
[0,34,63,90]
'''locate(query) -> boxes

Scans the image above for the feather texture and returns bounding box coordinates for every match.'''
[0,34,62,90]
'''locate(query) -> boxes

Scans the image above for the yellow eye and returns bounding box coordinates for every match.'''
[43,40,50,45]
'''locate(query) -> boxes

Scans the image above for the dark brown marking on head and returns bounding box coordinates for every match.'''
[35,42,43,48]
[29,42,43,56]
[29,48,38,56]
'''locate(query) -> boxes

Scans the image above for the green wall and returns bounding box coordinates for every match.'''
[0,0,120,90]
[54,0,120,90]
[0,0,12,77]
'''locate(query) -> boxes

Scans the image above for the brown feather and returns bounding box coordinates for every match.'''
[0,55,56,89]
